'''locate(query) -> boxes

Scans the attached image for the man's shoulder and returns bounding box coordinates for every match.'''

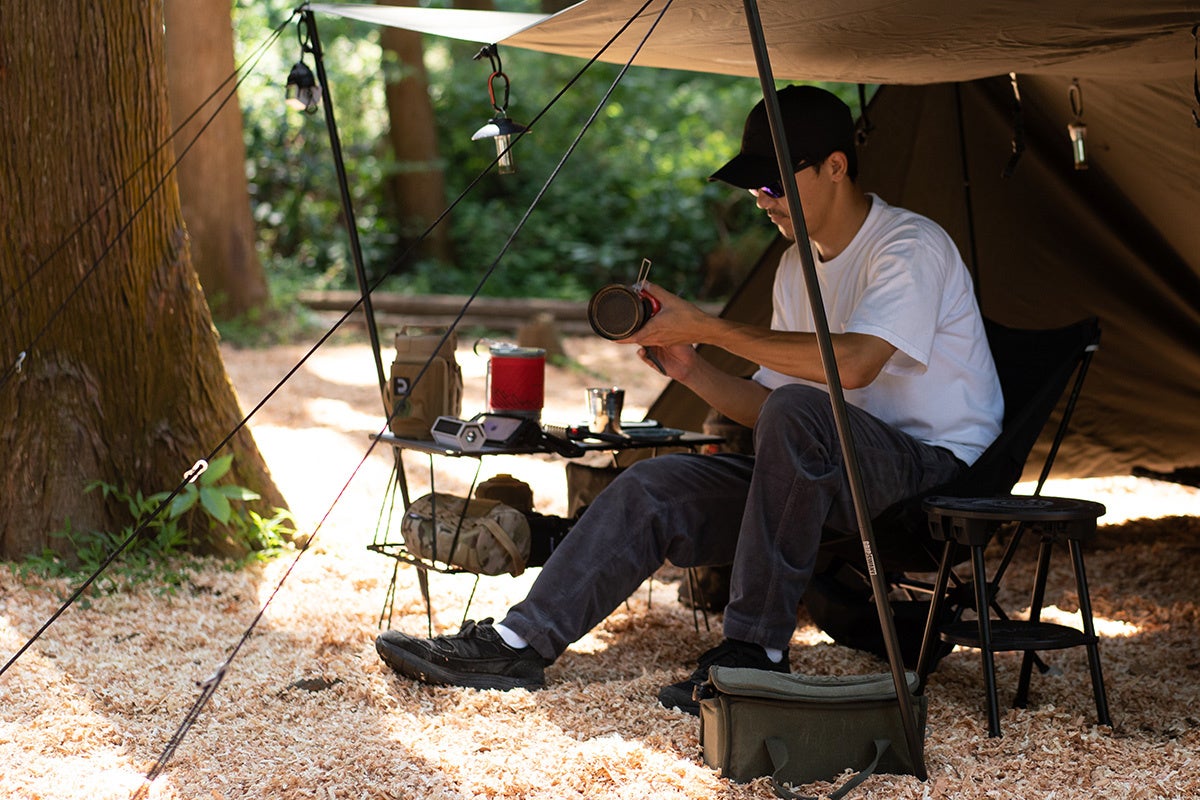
[862,195,962,266]
[866,194,951,240]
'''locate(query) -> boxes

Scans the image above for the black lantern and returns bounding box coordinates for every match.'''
[286,60,321,114]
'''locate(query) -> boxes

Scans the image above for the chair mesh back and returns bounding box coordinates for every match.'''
[940,316,1101,498]
[818,316,1100,569]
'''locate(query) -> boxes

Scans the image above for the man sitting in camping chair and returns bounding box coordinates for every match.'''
[376,85,1004,715]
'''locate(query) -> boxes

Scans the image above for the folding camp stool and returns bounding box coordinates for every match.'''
[916,495,1113,737]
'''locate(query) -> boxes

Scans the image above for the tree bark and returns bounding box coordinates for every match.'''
[164,0,269,320]
[0,0,286,559]
[381,0,453,264]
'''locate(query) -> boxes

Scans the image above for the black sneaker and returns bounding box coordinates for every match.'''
[657,638,788,715]
[376,618,546,691]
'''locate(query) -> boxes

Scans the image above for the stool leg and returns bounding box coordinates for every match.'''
[1069,539,1113,727]
[917,539,957,690]
[970,545,1002,737]
[1016,538,1054,708]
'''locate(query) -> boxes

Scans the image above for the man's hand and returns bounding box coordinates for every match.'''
[623,282,712,348]
[637,343,697,381]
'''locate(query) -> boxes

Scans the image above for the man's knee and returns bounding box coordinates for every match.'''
[754,384,838,450]
[587,453,697,515]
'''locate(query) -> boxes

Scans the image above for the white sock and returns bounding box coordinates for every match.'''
[494,622,529,650]
[763,646,784,664]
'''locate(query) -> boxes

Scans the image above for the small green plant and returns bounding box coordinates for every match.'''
[18,454,296,594]
[160,453,260,528]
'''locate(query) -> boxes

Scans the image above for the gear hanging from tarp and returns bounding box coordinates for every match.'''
[1002,72,1025,178]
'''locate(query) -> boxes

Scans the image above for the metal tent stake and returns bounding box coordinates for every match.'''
[740,0,928,780]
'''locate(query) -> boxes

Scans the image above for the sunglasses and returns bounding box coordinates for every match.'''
[749,160,817,199]
[751,183,785,199]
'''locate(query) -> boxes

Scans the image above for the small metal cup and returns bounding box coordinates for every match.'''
[586,386,625,434]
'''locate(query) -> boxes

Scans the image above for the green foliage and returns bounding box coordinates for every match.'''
[17,455,296,595]
[212,292,326,348]
[231,1,860,307]
[234,0,399,295]
[421,51,769,300]
[165,453,259,523]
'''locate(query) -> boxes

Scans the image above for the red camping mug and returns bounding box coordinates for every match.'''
[486,344,545,420]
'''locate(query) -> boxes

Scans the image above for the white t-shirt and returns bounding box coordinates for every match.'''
[752,194,1003,465]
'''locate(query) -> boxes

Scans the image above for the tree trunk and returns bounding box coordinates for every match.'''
[164,0,269,320]
[0,0,286,559]
[381,0,453,264]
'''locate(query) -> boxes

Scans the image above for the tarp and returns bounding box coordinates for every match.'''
[314,1,1200,479]
[316,1,1200,82]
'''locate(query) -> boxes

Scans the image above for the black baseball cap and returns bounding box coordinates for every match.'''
[709,85,857,190]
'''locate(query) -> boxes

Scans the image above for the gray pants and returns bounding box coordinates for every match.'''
[502,384,965,661]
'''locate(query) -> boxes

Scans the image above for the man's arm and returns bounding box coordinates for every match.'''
[631,282,897,390]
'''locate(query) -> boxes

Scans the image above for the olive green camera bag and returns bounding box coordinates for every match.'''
[699,668,926,798]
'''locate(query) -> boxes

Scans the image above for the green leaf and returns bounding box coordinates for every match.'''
[200,487,232,524]
[201,454,234,485]
[215,485,261,502]
[146,490,172,509]
[169,487,198,518]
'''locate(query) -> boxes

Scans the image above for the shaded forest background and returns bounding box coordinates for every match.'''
[0,0,855,558]
[228,0,850,319]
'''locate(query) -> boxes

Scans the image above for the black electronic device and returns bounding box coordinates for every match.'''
[474,412,585,457]
[478,413,535,444]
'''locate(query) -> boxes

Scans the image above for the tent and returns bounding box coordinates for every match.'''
[313,1,1200,481]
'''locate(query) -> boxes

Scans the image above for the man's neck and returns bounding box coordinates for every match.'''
[814,189,872,262]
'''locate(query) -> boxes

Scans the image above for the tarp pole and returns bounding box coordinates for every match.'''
[740,0,927,780]
[954,83,982,291]
[303,8,390,412]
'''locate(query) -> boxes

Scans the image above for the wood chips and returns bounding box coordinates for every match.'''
[2,339,1198,799]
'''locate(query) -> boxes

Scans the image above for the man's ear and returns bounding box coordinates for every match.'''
[826,151,850,181]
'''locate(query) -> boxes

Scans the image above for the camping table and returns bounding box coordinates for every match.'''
[369,427,724,631]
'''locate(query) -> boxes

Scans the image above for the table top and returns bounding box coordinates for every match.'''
[373,427,723,458]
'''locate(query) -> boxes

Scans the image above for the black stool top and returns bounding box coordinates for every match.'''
[923,494,1106,522]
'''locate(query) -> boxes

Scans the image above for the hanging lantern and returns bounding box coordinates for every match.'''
[1068,79,1088,170]
[470,44,527,175]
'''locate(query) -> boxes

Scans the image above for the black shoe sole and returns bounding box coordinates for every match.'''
[657,684,700,716]
[375,636,544,691]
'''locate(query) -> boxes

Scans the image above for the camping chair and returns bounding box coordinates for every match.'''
[912,320,1112,737]
[809,316,1105,732]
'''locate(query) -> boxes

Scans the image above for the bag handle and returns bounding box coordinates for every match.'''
[478,516,527,577]
[765,736,891,800]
